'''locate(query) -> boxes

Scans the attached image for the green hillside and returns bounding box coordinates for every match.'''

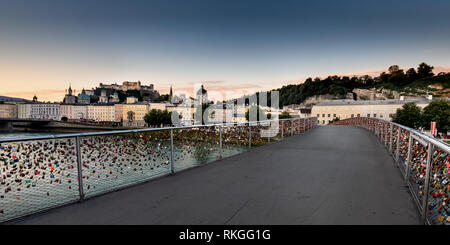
[273,63,449,107]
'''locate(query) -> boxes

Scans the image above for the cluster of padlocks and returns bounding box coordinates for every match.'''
[331,117,449,225]
[0,117,317,223]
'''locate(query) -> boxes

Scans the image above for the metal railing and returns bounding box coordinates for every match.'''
[0,117,317,223]
[332,117,450,225]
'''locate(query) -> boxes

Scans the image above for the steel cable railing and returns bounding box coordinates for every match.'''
[0,117,317,223]
[331,117,450,225]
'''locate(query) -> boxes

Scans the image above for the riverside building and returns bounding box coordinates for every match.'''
[312,96,443,125]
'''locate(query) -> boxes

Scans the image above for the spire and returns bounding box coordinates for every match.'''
[68,83,72,96]
[169,85,173,101]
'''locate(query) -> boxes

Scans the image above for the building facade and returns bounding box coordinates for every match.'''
[0,103,18,118]
[99,81,154,92]
[18,103,31,119]
[87,104,116,122]
[77,89,91,104]
[123,102,149,127]
[29,103,60,120]
[149,102,166,111]
[60,104,88,120]
[312,97,437,125]
[63,85,77,104]
[114,103,124,122]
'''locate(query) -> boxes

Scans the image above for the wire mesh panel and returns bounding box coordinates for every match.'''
[392,125,399,155]
[79,130,172,198]
[249,123,270,147]
[221,124,250,159]
[0,138,80,222]
[398,129,410,173]
[386,123,391,146]
[291,119,299,135]
[407,138,430,210]
[282,120,294,138]
[381,122,387,142]
[173,126,220,172]
[426,147,449,225]
[300,119,306,133]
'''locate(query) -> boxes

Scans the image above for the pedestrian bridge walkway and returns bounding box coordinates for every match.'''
[7,126,421,225]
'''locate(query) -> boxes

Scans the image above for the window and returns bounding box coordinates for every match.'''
[389,114,393,118]
[322,120,325,124]
[367,114,370,117]
[380,114,383,118]
[373,114,377,117]
[328,114,330,117]
[333,114,336,117]
[351,114,354,118]
[322,114,325,117]
[317,114,319,117]
[357,114,360,117]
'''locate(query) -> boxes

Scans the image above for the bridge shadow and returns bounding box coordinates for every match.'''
[7,126,421,225]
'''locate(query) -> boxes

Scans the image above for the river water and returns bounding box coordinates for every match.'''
[0,131,74,139]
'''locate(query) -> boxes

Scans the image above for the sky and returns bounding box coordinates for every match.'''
[1,0,450,102]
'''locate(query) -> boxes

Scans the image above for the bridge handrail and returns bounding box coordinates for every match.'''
[331,117,449,225]
[0,118,304,143]
[0,117,317,223]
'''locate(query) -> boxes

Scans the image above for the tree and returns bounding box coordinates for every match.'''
[329,117,340,123]
[127,111,135,123]
[422,99,450,133]
[388,65,400,74]
[144,109,172,127]
[379,72,390,84]
[417,62,434,78]
[388,65,405,86]
[391,102,423,129]
[405,68,418,82]
[279,111,292,119]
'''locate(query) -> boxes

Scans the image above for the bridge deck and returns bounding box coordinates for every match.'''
[8,126,421,224]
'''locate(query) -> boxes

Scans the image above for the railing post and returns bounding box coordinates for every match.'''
[421,142,434,224]
[404,133,413,181]
[396,128,401,162]
[385,124,388,146]
[75,136,84,202]
[249,124,252,149]
[389,123,393,153]
[290,120,294,136]
[170,129,174,174]
[219,126,223,160]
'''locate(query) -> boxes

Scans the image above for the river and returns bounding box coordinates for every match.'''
[0,131,73,139]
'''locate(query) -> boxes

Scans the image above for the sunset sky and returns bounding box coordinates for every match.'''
[1,0,450,102]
